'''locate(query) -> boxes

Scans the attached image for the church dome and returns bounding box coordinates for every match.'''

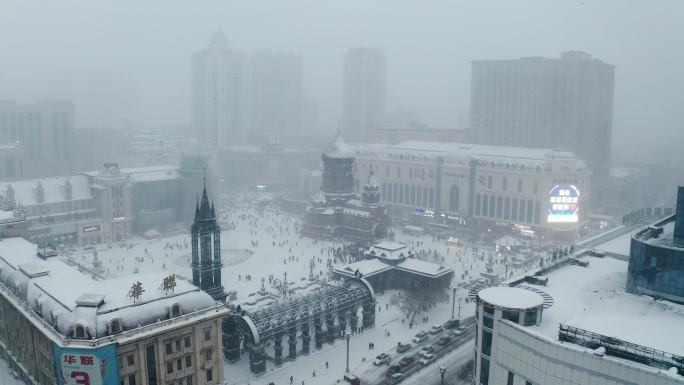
[323,136,355,160]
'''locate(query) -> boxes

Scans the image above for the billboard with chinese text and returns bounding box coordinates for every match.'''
[53,343,119,385]
[547,184,580,223]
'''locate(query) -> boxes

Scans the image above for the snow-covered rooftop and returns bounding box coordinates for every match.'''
[520,256,684,356]
[478,286,544,309]
[350,141,588,173]
[335,259,392,277]
[394,258,452,278]
[323,137,355,159]
[82,165,180,183]
[0,175,92,206]
[0,237,222,343]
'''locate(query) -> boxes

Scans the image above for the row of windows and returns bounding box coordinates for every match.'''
[381,182,435,209]
[486,175,538,194]
[475,194,542,225]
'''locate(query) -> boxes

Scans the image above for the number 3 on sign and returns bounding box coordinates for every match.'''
[71,372,90,385]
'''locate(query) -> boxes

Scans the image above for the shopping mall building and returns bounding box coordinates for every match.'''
[350,141,591,240]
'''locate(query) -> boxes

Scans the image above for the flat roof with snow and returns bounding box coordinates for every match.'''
[517,255,684,356]
[478,286,544,309]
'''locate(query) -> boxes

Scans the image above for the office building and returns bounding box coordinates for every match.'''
[0,100,75,177]
[191,30,249,148]
[469,52,614,205]
[250,50,303,139]
[342,47,386,141]
[626,186,684,303]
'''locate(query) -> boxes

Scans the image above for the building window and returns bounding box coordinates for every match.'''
[145,344,158,385]
[128,375,136,385]
[481,329,493,356]
[496,196,503,219]
[166,363,173,374]
[534,201,541,224]
[165,342,173,355]
[527,200,533,223]
[511,198,518,221]
[204,329,211,341]
[396,167,401,178]
[507,371,514,385]
[504,197,510,220]
[489,195,495,217]
[74,324,87,339]
[206,369,213,383]
[480,357,490,385]
[187,376,193,385]
[176,359,182,371]
[185,355,192,368]
[533,181,538,194]
[176,339,181,352]
[517,179,522,193]
[519,200,526,222]
[410,186,416,205]
[475,194,481,216]
[184,336,191,348]
[482,194,488,217]
[127,354,135,366]
[502,309,519,323]
[502,177,507,191]
[449,185,460,212]
[205,349,212,361]
[487,176,492,189]
[429,188,434,208]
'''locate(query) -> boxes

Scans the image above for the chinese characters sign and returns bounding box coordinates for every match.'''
[547,184,580,223]
[54,344,119,385]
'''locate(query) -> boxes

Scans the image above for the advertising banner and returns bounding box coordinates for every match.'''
[53,343,119,385]
[547,184,580,223]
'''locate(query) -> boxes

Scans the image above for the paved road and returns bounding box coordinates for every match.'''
[354,318,476,385]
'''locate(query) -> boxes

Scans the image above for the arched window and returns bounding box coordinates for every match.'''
[482,194,489,217]
[109,319,123,335]
[519,200,526,223]
[449,185,460,212]
[511,198,518,221]
[171,303,182,318]
[527,200,534,223]
[489,195,495,217]
[496,196,503,219]
[504,198,510,220]
[74,324,87,339]
[534,201,541,224]
[475,194,482,216]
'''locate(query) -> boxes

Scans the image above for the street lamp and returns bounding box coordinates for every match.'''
[439,365,447,385]
[345,331,351,373]
[451,286,457,319]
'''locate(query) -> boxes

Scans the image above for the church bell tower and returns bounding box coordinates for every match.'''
[191,176,226,302]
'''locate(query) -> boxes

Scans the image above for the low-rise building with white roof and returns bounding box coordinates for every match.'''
[0,236,228,385]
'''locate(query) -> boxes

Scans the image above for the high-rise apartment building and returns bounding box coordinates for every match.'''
[342,47,386,142]
[0,100,75,177]
[191,30,249,148]
[250,50,303,139]
[469,52,614,203]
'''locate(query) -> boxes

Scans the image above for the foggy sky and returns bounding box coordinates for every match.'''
[0,0,682,152]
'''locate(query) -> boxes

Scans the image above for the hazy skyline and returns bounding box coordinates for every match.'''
[0,0,682,152]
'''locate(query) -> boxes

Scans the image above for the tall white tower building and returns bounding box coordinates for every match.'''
[342,47,386,142]
[191,30,249,148]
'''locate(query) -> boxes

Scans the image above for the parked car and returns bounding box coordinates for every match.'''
[412,331,428,343]
[452,327,466,336]
[443,319,460,329]
[396,341,412,353]
[419,353,436,366]
[436,335,452,346]
[387,373,404,385]
[428,325,444,335]
[398,354,416,367]
[373,353,391,366]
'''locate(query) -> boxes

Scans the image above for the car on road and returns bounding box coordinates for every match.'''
[412,331,428,343]
[396,341,412,353]
[428,325,444,335]
[398,354,416,367]
[343,374,361,385]
[387,363,402,376]
[418,345,434,358]
[387,373,404,385]
[373,353,391,366]
[451,326,466,336]
[443,319,460,329]
[419,353,436,366]
[435,335,452,346]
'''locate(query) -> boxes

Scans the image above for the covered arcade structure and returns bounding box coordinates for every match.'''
[223,278,376,374]
[333,242,454,291]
